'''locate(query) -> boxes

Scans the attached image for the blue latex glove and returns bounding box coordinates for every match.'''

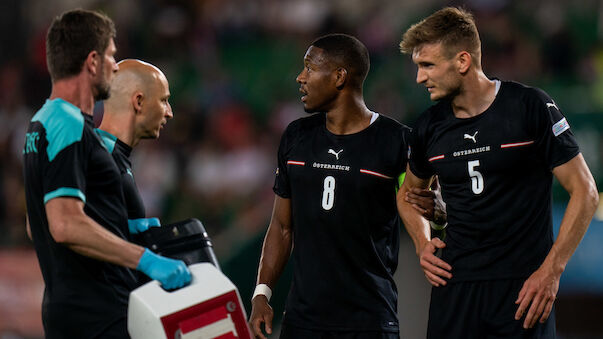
[136,248,191,290]
[128,217,161,234]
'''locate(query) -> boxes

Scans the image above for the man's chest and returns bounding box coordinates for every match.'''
[285,132,404,199]
[424,116,539,192]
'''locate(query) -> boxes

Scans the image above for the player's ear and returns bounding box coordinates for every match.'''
[457,51,471,74]
[335,67,347,89]
[85,50,99,76]
[132,91,144,114]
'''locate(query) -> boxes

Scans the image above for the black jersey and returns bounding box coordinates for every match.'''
[23,99,138,339]
[274,112,409,332]
[96,129,146,219]
[409,81,580,282]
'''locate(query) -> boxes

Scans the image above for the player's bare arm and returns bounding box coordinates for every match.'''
[515,153,598,329]
[397,165,452,286]
[46,197,145,269]
[250,195,293,339]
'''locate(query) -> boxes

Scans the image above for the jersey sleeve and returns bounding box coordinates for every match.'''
[42,127,88,204]
[526,88,580,170]
[398,125,412,175]
[408,114,435,179]
[272,124,294,198]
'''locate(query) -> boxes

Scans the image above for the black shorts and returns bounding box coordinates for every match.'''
[428,279,556,339]
[280,323,399,339]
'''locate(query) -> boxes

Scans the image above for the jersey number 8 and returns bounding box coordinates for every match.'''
[322,176,335,210]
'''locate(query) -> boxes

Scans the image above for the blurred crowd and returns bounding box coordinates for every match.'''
[1,0,603,260]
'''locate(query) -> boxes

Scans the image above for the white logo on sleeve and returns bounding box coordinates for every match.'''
[546,102,559,110]
[328,149,343,160]
[463,131,478,143]
[552,118,570,137]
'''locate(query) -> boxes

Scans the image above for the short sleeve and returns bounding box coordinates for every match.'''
[527,88,580,170]
[43,134,88,204]
[397,124,411,174]
[408,115,435,179]
[272,126,292,198]
[30,100,89,204]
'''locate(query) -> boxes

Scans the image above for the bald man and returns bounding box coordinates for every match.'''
[97,59,173,233]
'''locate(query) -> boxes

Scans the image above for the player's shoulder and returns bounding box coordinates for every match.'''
[501,80,553,104]
[31,98,86,161]
[415,99,450,129]
[32,98,84,127]
[283,113,324,137]
[95,128,118,154]
[375,113,411,135]
[287,112,324,128]
[499,80,563,125]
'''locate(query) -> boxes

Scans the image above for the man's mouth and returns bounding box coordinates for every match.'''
[299,88,308,102]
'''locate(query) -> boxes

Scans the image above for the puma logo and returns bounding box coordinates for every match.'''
[464,131,478,143]
[328,149,343,160]
[546,102,559,110]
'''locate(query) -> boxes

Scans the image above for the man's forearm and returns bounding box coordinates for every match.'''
[398,189,431,256]
[46,198,145,269]
[60,214,145,269]
[545,154,599,273]
[257,223,292,288]
[543,186,598,273]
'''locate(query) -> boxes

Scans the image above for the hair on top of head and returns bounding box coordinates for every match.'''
[46,8,116,81]
[400,7,481,63]
[311,33,370,88]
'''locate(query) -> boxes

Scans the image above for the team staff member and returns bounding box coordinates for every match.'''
[97,59,173,234]
[23,9,190,338]
[397,7,598,338]
[249,34,441,339]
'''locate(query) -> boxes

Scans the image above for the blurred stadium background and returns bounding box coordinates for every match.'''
[1,0,602,338]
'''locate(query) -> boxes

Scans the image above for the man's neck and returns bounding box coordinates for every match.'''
[49,74,95,115]
[99,112,137,147]
[451,71,497,119]
[325,95,373,135]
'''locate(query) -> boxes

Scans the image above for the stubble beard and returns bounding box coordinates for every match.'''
[93,58,111,101]
[94,81,111,101]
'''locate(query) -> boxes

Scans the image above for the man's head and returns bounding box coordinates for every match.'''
[399,7,481,101]
[46,9,118,100]
[296,34,369,113]
[400,7,481,64]
[104,59,172,144]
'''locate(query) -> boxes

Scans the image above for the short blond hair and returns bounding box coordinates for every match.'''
[400,7,481,63]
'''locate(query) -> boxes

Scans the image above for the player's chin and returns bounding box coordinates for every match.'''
[94,85,111,101]
[303,104,318,114]
[430,92,445,102]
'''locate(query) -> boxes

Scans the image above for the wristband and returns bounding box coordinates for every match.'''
[430,220,448,231]
[252,284,272,302]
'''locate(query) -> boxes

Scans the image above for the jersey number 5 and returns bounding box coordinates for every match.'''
[322,176,335,210]
[468,160,484,194]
